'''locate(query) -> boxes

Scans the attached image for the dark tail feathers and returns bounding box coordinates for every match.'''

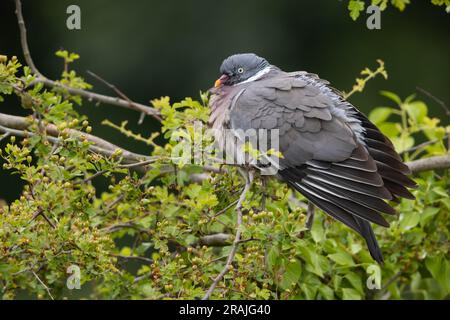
[355,217,384,264]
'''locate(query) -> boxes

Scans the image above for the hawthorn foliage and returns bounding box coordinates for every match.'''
[347,0,450,20]
[0,53,448,300]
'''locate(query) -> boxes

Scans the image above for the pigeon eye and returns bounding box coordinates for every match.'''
[237,67,244,74]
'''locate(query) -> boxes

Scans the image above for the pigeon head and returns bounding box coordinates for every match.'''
[215,53,270,87]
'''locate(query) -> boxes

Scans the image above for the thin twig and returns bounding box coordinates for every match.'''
[401,133,449,155]
[31,270,54,300]
[0,132,11,143]
[28,207,56,229]
[81,158,162,183]
[87,70,162,122]
[13,0,160,118]
[14,0,42,77]
[105,194,125,212]
[113,254,153,264]
[212,199,239,218]
[416,86,450,116]
[202,169,254,300]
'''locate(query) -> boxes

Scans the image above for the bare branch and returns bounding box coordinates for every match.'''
[13,0,160,118]
[31,270,54,300]
[406,154,450,173]
[14,0,42,77]
[199,233,232,247]
[401,134,449,155]
[212,199,239,218]
[0,112,150,162]
[416,86,450,116]
[0,132,11,143]
[202,169,254,300]
[87,70,162,122]
[113,254,153,264]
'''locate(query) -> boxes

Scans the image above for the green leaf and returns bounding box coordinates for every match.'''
[345,272,364,294]
[378,122,401,138]
[298,245,325,278]
[392,135,414,153]
[267,246,280,271]
[280,260,302,289]
[420,207,440,227]
[348,0,365,20]
[311,217,325,243]
[405,101,428,124]
[342,287,362,300]
[369,107,393,125]
[318,284,335,300]
[425,255,449,293]
[432,186,448,197]
[399,211,420,231]
[380,90,402,105]
[391,0,411,11]
[119,246,132,256]
[328,252,355,266]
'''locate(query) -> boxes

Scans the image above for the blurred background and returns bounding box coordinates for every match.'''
[0,0,449,202]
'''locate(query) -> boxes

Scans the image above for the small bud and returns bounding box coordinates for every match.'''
[112,149,123,157]
[0,55,7,63]
[86,126,92,133]
[58,122,67,131]
[21,94,33,109]
[10,136,16,143]
[27,156,32,163]
[82,120,89,128]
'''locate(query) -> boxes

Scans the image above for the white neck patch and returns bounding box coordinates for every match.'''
[236,66,272,85]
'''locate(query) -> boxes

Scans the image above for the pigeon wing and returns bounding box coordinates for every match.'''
[229,72,415,263]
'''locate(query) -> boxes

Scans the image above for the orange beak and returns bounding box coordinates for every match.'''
[214,74,229,87]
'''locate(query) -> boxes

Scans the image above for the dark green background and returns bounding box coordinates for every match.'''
[0,0,449,202]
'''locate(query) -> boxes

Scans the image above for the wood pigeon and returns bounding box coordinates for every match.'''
[209,53,417,263]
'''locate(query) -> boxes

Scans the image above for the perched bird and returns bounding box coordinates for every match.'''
[209,53,416,263]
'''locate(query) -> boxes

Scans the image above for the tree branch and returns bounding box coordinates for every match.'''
[199,233,232,247]
[202,169,254,300]
[406,154,450,173]
[401,134,449,155]
[0,112,151,162]
[14,0,160,119]
[31,270,54,300]
[87,70,162,122]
